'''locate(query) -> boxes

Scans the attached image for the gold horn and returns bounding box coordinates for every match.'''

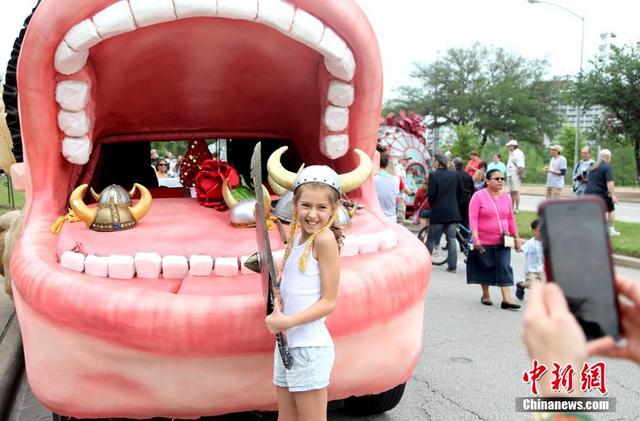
[266,146,296,191]
[222,177,238,209]
[129,183,152,222]
[339,149,374,193]
[69,184,97,227]
[262,184,272,215]
[128,185,137,197]
[268,174,288,196]
[90,188,100,201]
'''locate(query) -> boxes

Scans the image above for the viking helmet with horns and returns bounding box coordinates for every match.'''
[267,147,372,194]
[70,183,152,232]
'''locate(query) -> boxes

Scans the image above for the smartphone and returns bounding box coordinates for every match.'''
[538,197,621,340]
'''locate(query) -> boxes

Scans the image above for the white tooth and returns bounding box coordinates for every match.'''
[108,255,136,279]
[135,252,162,279]
[357,233,379,254]
[289,9,324,48]
[377,229,398,250]
[325,48,355,82]
[54,41,89,75]
[62,136,92,165]
[189,255,213,276]
[213,256,239,277]
[129,0,177,27]
[320,134,349,159]
[58,110,91,137]
[65,19,102,51]
[318,27,347,62]
[324,105,349,132]
[60,251,85,272]
[162,255,189,279]
[9,163,25,192]
[93,1,137,39]
[85,255,109,277]
[255,0,294,32]
[327,81,354,107]
[55,81,90,112]
[239,255,254,275]
[174,0,217,18]
[217,0,258,20]
[340,235,359,257]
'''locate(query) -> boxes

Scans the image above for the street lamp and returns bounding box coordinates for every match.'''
[528,0,585,167]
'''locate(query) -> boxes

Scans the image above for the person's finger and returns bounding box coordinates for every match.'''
[524,283,546,319]
[544,283,570,317]
[616,277,640,306]
[587,336,616,357]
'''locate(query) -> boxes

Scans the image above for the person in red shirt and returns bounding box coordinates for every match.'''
[413,175,430,231]
[465,151,482,177]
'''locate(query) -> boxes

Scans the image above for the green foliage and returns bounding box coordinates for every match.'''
[451,124,480,159]
[150,141,190,158]
[386,43,561,149]
[575,42,640,183]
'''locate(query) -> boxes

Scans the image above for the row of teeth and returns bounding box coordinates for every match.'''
[54,0,357,164]
[59,229,398,279]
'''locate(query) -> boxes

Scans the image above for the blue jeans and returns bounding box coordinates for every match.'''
[426,223,458,270]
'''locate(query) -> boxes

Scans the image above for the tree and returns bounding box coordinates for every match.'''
[451,124,480,159]
[385,44,562,151]
[575,42,640,184]
[557,126,587,171]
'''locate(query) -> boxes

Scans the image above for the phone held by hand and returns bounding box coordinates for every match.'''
[538,197,621,341]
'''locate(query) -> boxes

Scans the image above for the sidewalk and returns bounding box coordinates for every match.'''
[519,184,640,203]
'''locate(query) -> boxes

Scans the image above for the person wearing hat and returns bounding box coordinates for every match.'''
[506,140,525,213]
[426,152,463,273]
[544,144,568,199]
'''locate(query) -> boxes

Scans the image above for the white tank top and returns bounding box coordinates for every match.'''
[279,234,333,348]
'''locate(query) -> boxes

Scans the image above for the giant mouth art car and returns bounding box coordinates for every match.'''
[11,0,431,418]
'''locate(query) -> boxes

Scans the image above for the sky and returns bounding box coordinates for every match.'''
[1,0,639,102]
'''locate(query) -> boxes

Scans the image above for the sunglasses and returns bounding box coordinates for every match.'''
[158,163,168,167]
[490,177,505,181]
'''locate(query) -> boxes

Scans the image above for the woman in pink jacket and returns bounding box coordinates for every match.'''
[467,169,522,310]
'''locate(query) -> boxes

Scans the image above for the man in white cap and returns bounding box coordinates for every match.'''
[506,139,525,213]
[544,144,567,199]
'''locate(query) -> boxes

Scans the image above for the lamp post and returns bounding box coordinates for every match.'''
[528,0,584,167]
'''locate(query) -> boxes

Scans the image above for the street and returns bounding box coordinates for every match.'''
[7,244,640,420]
[520,195,640,223]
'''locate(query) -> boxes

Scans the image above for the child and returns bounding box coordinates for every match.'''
[265,165,342,421]
[516,219,545,300]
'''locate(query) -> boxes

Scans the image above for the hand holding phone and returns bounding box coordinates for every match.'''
[539,197,621,341]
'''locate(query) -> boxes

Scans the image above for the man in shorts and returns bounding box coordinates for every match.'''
[506,139,525,213]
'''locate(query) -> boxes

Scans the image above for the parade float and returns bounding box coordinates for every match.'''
[6,0,431,418]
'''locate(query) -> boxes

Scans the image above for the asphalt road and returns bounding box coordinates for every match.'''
[519,195,640,223]
[7,249,640,420]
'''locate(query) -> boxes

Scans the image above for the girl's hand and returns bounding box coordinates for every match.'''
[265,306,290,334]
[587,277,640,365]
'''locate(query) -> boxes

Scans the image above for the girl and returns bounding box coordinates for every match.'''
[265,165,342,421]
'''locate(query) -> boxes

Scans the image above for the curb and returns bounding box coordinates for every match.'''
[0,308,24,419]
[613,254,640,270]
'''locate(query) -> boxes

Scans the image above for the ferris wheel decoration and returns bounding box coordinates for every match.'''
[378,125,431,170]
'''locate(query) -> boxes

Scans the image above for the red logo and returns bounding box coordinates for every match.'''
[522,360,607,396]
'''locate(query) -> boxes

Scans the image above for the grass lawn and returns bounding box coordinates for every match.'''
[516,210,640,259]
[0,180,25,215]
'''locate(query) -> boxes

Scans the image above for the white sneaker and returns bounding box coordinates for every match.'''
[608,227,621,236]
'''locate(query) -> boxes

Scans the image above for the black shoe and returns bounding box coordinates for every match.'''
[516,285,525,301]
[501,302,521,310]
[481,297,493,306]
[446,267,456,273]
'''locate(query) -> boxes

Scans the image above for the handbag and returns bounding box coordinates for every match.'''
[484,190,515,248]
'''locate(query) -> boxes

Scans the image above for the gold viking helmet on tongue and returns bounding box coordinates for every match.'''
[70,183,152,232]
[266,146,373,194]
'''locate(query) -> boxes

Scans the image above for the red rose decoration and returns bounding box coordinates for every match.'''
[194,160,240,209]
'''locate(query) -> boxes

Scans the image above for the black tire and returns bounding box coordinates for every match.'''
[429,230,449,266]
[341,383,406,416]
[417,226,428,244]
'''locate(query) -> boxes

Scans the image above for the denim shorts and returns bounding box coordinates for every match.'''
[273,346,335,392]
